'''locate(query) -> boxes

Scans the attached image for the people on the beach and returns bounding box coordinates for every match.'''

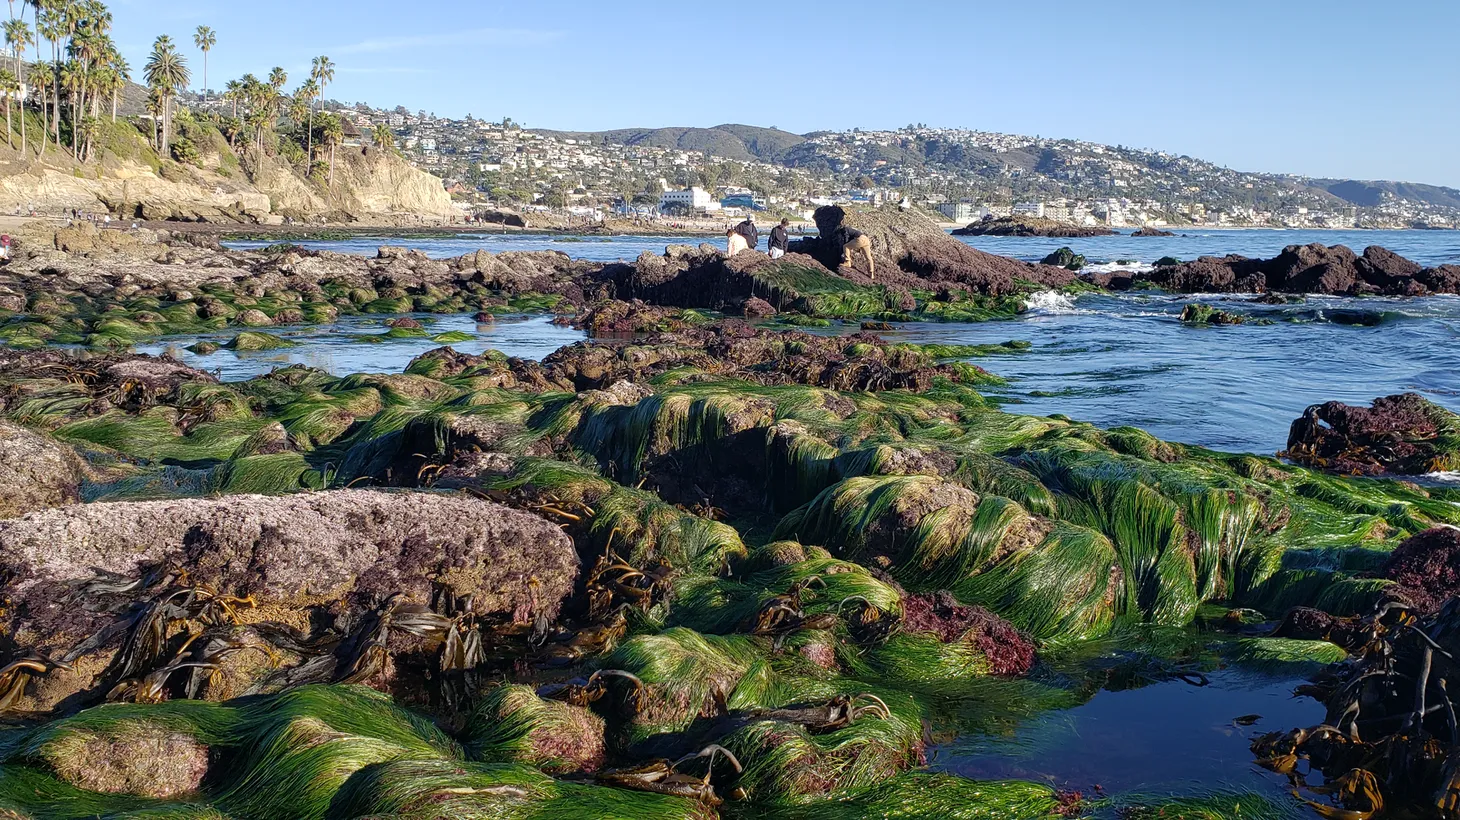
[769,218,789,260]
[833,224,876,281]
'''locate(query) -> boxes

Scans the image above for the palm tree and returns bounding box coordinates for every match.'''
[223,78,240,117]
[0,69,15,149]
[143,34,188,154]
[318,110,341,188]
[34,0,61,150]
[267,66,285,92]
[295,76,316,160]
[192,25,213,102]
[371,123,394,151]
[3,18,26,155]
[309,54,333,116]
[104,51,126,122]
[28,59,48,156]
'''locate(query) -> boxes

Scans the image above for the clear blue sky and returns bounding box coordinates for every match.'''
[108,0,1460,186]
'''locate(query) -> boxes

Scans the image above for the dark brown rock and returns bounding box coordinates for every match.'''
[952,216,1117,238]
[1283,393,1460,475]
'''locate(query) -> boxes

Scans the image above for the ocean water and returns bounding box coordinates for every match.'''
[201,229,1460,460]
[226,227,1460,267]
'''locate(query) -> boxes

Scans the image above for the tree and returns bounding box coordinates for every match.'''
[222,78,240,117]
[294,77,317,160]
[192,25,213,101]
[317,110,341,188]
[4,18,27,155]
[309,54,333,115]
[0,68,14,149]
[267,65,285,92]
[371,122,393,151]
[143,34,188,154]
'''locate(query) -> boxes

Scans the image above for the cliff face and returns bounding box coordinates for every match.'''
[323,146,455,218]
[0,121,453,224]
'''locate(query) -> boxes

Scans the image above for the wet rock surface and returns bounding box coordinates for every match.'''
[1283,393,1460,475]
[0,421,87,518]
[1133,243,1460,295]
[952,216,1117,238]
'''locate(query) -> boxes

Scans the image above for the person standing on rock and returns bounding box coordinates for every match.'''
[833,224,876,281]
[769,218,790,260]
[728,215,758,255]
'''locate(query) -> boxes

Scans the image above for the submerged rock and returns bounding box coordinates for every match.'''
[1283,393,1460,474]
[1179,303,1245,325]
[1040,247,1087,271]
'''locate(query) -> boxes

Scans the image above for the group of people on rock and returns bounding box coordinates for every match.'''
[727,216,792,259]
[726,215,875,279]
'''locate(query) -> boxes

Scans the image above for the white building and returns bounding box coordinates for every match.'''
[660,187,713,212]
[1012,201,1046,218]
[936,202,981,223]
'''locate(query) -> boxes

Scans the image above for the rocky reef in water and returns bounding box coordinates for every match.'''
[1131,227,1176,237]
[0,326,1450,816]
[951,216,1118,238]
[1090,242,1460,295]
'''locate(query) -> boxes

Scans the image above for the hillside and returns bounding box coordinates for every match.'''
[1319,179,1460,210]
[532,124,806,163]
[516,122,1460,224]
[0,112,453,225]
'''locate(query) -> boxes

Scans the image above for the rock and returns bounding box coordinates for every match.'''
[185,341,219,355]
[473,311,496,323]
[0,422,85,518]
[387,317,424,330]
[1179,303,1245,325]
[224,331,296,351]
[1380,527,1460,615]
[1040,247,1086,270]
[0,490,579,709]
[234,308,274,327]
[789,205,1077,295]
[1132,227,1176,237]
[952,216,1117,238]
[901,591,1036,677]
[1140,244,1450,296]
[741,297,776,318]
[38,719,210,798]
[1283,393,1460,475]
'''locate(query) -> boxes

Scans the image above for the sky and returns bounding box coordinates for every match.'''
[104,0,1460,186]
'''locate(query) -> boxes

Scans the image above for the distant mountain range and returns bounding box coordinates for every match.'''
[534,123,1460,216]
[532,125,808,164]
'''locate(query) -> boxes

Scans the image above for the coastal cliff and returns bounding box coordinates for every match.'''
[0,119,453,225]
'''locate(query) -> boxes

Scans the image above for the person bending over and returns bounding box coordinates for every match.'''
[833,224,876,281]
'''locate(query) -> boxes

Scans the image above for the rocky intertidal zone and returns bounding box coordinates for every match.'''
[1088,242,1460,296]
[951,217,1118,238]
[0,329,1452,818]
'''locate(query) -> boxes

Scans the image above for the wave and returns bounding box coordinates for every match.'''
[1023,291,1084,314]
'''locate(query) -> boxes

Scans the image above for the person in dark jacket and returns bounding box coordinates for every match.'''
[832,224,876,280]
[733,217,758,250]
[769,218,790,259]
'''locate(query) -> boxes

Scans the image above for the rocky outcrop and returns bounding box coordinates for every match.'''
[1283,393,1460,474]
[1140,244,1459,295]
[1380,527,1460,615]
[0,489,578,710]
[788,205,1077,295]
[323,147,455,218]
[952,216,1117,238]
[0,422,86,518]
[1131,227,1176,237]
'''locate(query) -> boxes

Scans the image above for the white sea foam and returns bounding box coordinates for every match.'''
[1425,471,1460,485]
[1023,291,1081,314]
[1083,261,1155,275]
